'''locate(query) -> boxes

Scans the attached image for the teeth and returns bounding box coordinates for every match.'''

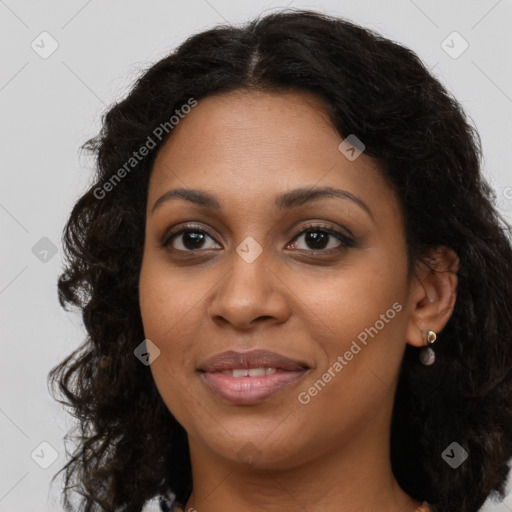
[248,367,266,377]
[227,367,278,377]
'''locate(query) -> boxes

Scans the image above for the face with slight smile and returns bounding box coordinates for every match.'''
[139,89,418,472]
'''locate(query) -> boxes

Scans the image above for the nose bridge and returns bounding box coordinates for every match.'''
[209,237,289,326]
[223,237,271,304]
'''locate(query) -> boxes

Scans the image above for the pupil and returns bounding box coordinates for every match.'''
[306,231,328,249]
[184,232,204,249]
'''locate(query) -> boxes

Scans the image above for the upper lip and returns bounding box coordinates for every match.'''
[197,349,310,372]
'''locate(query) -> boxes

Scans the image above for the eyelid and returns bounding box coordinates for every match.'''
[290,222,355,241]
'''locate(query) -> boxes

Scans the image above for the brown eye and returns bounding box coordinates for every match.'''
[161,223,355,256]
[163,226,221,252]
[298,231,335,250]
[288,225,355,253]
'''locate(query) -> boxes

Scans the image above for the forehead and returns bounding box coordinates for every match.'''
[148,89,399,223]
[153,90,340,168]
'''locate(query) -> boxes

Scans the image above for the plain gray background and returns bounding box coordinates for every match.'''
[1,1,511,511]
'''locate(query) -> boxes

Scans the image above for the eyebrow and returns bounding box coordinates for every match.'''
[151,186,373,219]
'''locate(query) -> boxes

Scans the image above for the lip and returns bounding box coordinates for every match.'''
[197,349,310,405]
[198,349,310,373]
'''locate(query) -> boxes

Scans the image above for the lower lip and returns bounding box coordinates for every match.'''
[200,369,308,405]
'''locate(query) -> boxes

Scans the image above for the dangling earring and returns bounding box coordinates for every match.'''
[419,330,437,365]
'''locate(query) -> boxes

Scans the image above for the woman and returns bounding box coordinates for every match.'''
[48,9,512,512]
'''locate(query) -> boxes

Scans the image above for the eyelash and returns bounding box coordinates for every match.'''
[162,223,355,256]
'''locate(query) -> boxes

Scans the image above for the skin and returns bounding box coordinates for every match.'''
[138,90,459,512]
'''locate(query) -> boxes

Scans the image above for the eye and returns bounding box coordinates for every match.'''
[163,225,221,252]
[287,224,355,254]
[162,223,355,255]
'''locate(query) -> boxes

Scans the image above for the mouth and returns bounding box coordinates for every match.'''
[197,349,311,405]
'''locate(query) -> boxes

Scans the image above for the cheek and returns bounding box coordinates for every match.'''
[139,258,187,376]
[291,263,408,442]
[291,250,410,408]
[294,252,407,342]
[138,255,213,418]
[139,249,207,338]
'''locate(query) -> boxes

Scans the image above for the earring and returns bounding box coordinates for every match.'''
[419,330,437,366]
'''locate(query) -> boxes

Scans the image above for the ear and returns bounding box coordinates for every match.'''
[405,246,459,348]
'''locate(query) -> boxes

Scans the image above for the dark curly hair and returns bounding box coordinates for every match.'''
[48,9,512,512]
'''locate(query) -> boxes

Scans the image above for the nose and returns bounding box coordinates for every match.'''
[207,248,291,330]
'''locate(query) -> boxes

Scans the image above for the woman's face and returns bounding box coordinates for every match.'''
[139,89,417,470]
